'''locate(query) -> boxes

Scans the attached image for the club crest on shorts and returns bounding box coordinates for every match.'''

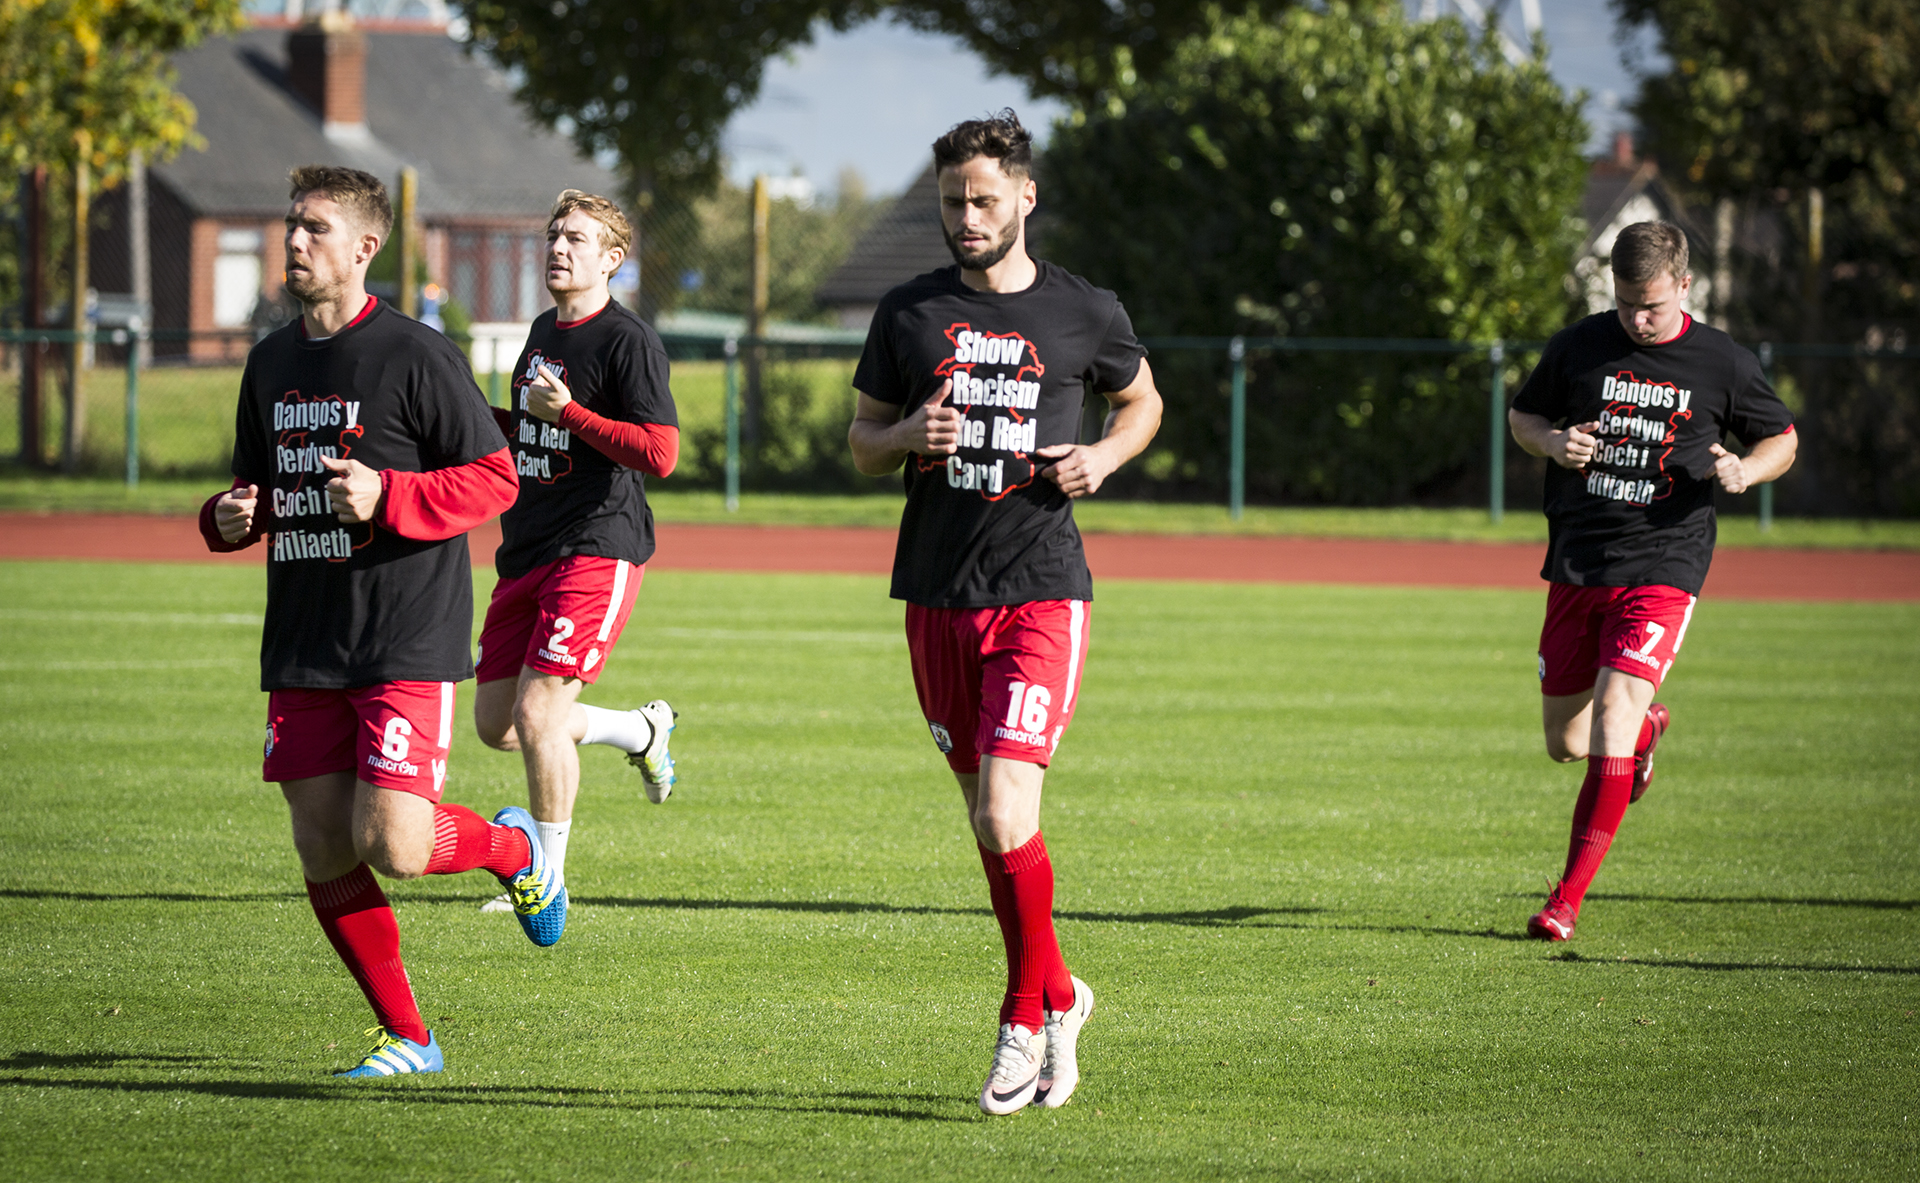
[927,721,953,753]
[1538,653,1547,681]
[264,720,278,758]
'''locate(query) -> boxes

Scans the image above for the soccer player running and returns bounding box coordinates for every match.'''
[201,166,565,1078]
[848,111,1163,1115]
[1509,221,1796,941]
[472,191,680,911]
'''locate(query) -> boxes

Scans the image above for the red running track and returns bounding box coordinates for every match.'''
[1,513,1914,602]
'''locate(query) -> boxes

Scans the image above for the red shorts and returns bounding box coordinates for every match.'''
[1538,582,1697,696]
[906,600,1090,774]
[476,554,643,685]
[263,681,456,800]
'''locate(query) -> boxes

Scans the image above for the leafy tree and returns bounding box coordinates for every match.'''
[458,0,874,204]
[1618,0,1920,514]
[459,0,1225,203]
[0,0,242,179]
[0,0,241,323]
[1042,1,1588,503]
[888,0,1217,103]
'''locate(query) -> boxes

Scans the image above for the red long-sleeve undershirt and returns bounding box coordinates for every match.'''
[490,403,677,477]
[197,447,518,551]
[558,401,678,477]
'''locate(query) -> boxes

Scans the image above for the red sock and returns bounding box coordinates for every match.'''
[1558,755,1636,910]
[979,833,1074,1031]
[424,804,530,878]
[305,864,428,1044]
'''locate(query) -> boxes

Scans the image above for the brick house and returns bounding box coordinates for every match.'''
[88,13,622,360]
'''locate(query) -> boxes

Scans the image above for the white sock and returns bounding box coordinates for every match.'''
[536,819,571,881]
[577,703,652,753]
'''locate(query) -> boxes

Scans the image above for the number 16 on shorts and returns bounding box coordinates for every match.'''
[998,681,1054,747]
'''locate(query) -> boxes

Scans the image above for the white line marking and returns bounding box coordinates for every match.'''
[0,608,261,626]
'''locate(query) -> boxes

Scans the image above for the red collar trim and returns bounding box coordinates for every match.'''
[298,294,378,339]
[554,301,610,330]
[1653,312,1691,346]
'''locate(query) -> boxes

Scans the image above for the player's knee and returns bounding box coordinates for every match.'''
[511,692,565,744]
[474,711,518,751]
[357,831,427,881]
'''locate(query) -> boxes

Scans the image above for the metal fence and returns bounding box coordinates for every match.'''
[8,325,1914,526]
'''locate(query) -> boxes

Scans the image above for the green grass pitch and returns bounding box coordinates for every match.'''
[0,560,1915,1180]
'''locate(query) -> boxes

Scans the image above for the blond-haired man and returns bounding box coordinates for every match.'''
[473,190,682,905]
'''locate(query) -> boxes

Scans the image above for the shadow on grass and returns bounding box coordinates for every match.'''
[1545,950,1920,976]
[1583,893,1920,912]
[566,895,1328,929]
[0,1072,972,1122]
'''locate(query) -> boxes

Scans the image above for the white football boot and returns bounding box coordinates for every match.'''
[1034,976,1095,1108]
[628,699,678,803]
[979,1023,1047,1115]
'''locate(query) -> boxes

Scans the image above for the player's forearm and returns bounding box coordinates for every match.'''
[557,402,679,477]
[848,419,909,476]
[377,447,519,541]
[1743,428,1798,485]
[1508,409,1556,458]
[1089,388,1163,473]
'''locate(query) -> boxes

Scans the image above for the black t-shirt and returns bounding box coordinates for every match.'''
[230,299,508,690]
[854,262,1145,607]
[495,300,677,579]
[1511,312,1794,594]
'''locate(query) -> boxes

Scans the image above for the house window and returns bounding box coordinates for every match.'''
[450,229,547,322]
[213,228,263,328]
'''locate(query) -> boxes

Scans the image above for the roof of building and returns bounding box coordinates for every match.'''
[813,165,949,307]
[1579,156,1707,258]
[156,25,619,219]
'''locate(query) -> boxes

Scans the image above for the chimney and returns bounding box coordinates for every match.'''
[1613,130,1636,168]
[287,13,369,143]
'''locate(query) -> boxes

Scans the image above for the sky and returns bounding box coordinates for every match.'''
[721,1,1666,198]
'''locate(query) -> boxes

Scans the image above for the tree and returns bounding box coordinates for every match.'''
[1618,0,1920,514]
[458,0,1229,202]
[1042,1,1588,503]
[0,0,242,180]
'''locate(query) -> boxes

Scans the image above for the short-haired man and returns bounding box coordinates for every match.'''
[201,166,564,1078]
[1509,220,1797,941]
[849,110,1163,1115]
[472,190,681,908]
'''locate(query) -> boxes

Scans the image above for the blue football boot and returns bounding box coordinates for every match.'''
[492,805,567,947]
[335,1027,443,1078]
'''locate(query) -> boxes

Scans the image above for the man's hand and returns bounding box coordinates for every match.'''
[1708,442,1751,494]
[1036,443,1117,499]
[215,484,259,543]
[527,362,573,424]
[319,455,382,523]
[1548,420,1602,470]
[899,380,964,456]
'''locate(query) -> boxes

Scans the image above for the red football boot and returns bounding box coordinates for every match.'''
[1631,703,1671,804]
[1527,891,1577,941]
